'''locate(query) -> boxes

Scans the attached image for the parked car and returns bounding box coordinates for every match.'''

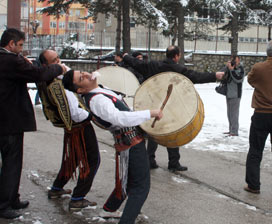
[90,49,148,61]
[90,50,117,61]
[90,49,191,62]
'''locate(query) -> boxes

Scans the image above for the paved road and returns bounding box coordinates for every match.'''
[1,107,272,224]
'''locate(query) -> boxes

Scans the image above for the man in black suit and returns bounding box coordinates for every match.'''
[0,28,65,219]
[123,46,224,172]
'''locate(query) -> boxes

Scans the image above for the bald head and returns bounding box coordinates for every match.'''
[166,45,180,60]
[39,50,60,66]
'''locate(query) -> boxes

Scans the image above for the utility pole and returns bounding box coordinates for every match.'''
[7,0,21,29]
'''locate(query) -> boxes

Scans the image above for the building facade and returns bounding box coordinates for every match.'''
[0,0,7,36]
[94,12,269,53]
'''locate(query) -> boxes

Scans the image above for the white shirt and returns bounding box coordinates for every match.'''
[89,87,150,130]
[56,72,89,123]
[65,89,89,123]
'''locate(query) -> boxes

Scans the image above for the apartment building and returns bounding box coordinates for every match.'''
[27,0,94,38]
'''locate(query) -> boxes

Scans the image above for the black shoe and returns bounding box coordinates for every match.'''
[149,160,159,169]
[168,164,188,172]
[11,200,29,210]
[0,208,21,219]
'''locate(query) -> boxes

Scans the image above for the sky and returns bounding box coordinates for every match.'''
[28,76,271,154]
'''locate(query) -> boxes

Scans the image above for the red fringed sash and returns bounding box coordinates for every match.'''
[61,122,90,180]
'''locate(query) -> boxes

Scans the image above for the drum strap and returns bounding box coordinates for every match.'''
[98,84,126,98]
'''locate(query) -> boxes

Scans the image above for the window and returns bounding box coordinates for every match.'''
[69,22,76,29]
[75,10,81,17]
[105,16,112,27]
[130,17,136,28]
[88,23,94,30]
[207,36,214,41]
[59,22,65,29]
[69,9,74,16]
[79,23,85,29]
[50,21,57,28]
[0,15,7,29]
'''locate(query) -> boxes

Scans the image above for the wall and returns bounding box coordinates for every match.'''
[62,52,267,75]
[190,53,266,74]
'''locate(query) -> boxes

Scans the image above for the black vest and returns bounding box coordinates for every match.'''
[84,91,130,129]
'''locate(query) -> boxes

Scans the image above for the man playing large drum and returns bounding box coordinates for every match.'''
[123,45,224,172]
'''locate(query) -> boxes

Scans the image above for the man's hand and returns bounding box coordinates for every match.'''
[59,63,67,74]
[226,60,235,70]
[215,72,225,81]
[24,57,33,64]
[150,109,163,120]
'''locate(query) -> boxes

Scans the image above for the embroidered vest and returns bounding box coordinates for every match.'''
[84,91,143,151]
[37,79,88,130]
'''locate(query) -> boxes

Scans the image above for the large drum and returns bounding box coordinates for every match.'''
[133,72,204,148]
[97,66,140,108]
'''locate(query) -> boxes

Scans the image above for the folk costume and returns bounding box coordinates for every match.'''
[83,86,150,224]
[37,78,100,200]
[0,47,63,213]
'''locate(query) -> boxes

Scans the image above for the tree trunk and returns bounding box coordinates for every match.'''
[177,5,185,65]
[115,0,122,52]
[171,20,177,45]
[231,12,239,56]
[122,0,131,53]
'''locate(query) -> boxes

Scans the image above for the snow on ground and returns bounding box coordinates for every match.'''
[28,77,270,154]
[189,80,270,153]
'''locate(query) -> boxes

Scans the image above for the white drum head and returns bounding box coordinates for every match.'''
[133,72,199,136]
[97,66,140,108]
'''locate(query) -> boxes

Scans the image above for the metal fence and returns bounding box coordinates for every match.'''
[25,30,268,57]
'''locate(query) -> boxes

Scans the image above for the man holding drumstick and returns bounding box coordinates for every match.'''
[123,46,224,172]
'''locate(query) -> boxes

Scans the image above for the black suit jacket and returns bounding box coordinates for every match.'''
[123,55,216,84]
[0,48,63,135]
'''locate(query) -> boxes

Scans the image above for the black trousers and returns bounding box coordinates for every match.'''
[147,137,180,168]
[53,123,100,198]
[0,133,24,210]
[246,112,272,190]
[104,141,150,224]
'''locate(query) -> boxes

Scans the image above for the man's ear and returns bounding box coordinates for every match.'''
[7,40,15,49]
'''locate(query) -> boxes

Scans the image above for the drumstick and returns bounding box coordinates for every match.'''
[151,84,173,128]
